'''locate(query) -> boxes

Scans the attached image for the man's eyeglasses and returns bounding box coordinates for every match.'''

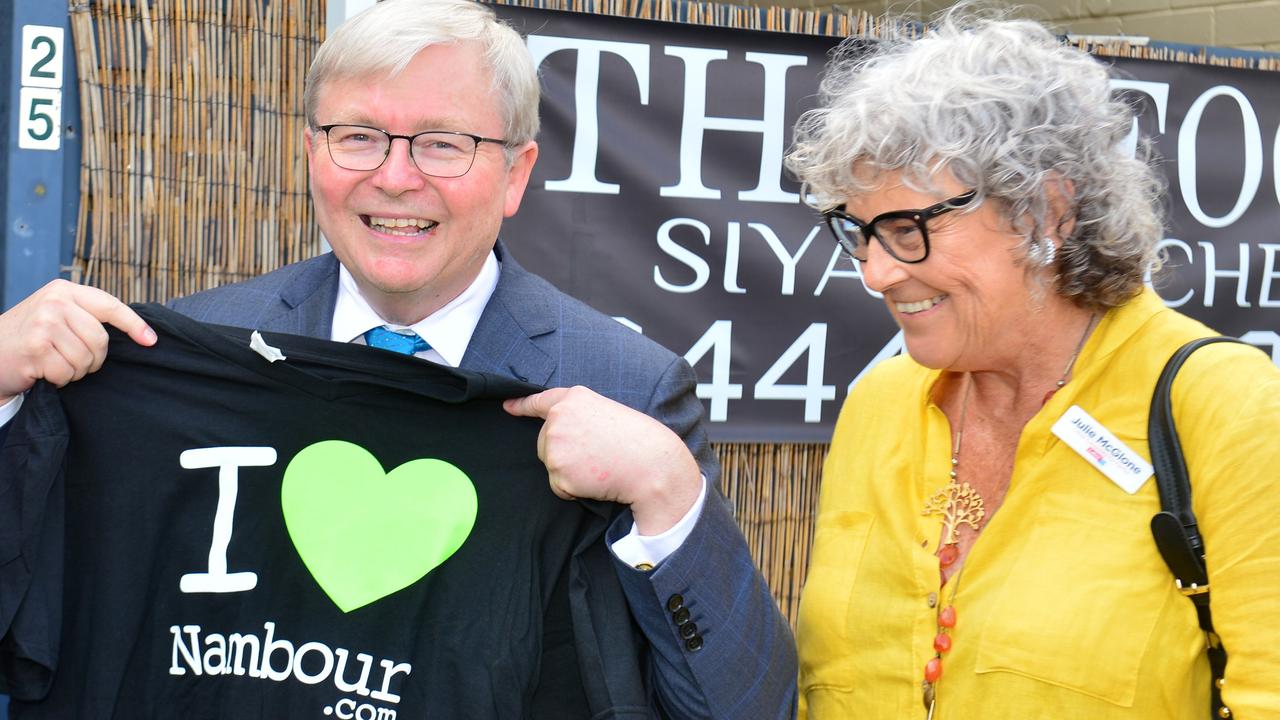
[315,124,512,178]
[821,190,977,264]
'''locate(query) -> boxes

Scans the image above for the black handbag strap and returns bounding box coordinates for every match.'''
[1148,335,1248,717]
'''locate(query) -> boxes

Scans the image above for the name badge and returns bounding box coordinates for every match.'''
[1051,405,1153,494]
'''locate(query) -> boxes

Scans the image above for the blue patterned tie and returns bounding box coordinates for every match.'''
[363,326,431,356]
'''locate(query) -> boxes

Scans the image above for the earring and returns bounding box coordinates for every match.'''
[1031,238,1056,267]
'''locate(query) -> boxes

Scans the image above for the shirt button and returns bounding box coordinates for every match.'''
[666,594,684,612]
[927,592,938,608]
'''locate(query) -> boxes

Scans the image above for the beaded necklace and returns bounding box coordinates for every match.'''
[920,314,1097,718]
[921,375,977,719]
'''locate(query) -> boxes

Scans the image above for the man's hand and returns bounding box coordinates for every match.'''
[504,386,702,535]
[0,279,155,403]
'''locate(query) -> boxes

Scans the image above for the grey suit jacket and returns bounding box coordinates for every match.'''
[169,244,798,719]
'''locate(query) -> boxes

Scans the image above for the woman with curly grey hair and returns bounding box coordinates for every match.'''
[786,8,1280,719]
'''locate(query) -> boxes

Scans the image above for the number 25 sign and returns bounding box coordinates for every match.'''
[18,25,64,151]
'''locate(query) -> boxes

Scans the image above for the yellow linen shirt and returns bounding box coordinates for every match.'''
[798,289,1280,719]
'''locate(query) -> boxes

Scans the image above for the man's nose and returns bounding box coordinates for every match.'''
[371,138,428,194]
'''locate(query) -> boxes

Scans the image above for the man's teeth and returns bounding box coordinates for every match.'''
[896,295,946,314]
[369,216,436,235]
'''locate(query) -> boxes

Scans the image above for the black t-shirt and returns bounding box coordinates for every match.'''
[0,304,615,719]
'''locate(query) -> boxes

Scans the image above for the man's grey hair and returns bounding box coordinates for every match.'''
[786,5,1166,310]
[304,0,540,146]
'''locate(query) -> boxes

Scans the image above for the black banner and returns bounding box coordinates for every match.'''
[494,6,1280,442]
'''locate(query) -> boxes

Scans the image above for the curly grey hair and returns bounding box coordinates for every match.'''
[304,0,540,148]
[785,6,1166,310]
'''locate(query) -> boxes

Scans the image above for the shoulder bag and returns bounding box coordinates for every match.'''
[1148,336,1249,720]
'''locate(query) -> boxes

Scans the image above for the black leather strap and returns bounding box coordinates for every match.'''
[1148,336,1248,718]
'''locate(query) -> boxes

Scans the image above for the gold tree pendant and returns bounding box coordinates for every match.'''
[922,480,986,545]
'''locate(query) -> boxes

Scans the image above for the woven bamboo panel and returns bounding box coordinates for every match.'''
[69,0,324,304]
[716,443,828,627]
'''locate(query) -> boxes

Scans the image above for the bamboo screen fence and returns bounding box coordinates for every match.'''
[68,0,1279,628]
[70,0,324,303]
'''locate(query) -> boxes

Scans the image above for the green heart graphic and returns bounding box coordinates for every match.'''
[281,440,477,612]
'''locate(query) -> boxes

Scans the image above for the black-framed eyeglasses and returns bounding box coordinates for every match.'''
[315,124,512,178]
[821,190,977,264]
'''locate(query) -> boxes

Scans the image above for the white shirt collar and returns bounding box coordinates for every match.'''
[330,251,500,367]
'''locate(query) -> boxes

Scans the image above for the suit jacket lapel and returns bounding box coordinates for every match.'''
[461,242,557,386]
[262,253,341,338]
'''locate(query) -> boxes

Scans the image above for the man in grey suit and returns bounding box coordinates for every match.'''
[0,0,796,716]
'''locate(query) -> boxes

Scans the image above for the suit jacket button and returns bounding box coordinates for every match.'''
[680,622,698,640]
[673,607,691,625]
[685,635,704,652]
[666,594,684,612]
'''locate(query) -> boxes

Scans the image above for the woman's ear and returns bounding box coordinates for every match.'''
[1044,174,1077,244]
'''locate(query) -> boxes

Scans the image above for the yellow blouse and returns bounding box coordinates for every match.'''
[798,290,1280,719]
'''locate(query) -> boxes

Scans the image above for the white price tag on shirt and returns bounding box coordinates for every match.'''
[1051,405,1153,494]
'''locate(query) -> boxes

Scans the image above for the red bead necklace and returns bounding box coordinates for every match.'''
[921,374,982,716]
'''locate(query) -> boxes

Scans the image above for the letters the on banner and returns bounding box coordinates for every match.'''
[494,6,1280,442]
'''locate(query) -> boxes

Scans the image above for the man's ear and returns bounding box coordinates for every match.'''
[503,141,539,218]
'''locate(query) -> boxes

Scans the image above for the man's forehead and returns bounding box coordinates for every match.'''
[312,70,496,131]
[320,106,475,132]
